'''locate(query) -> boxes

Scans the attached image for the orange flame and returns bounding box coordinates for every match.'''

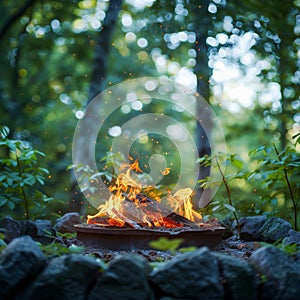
[87,160,202,228]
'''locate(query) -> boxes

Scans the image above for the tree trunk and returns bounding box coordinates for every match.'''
[71,0,123,214]
[88,0,123,103]
[0,0,36,41]
[277,30,293,150]
[0,1,35,131]
[192,1,212,208]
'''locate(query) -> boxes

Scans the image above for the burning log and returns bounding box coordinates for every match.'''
[87,160,204,229]
[164,212,198,227]
[111,208,141,228]
[133,194,198,227]
[89,193,200,229]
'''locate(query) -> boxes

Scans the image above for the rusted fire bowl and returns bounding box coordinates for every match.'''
[74,221,225,250]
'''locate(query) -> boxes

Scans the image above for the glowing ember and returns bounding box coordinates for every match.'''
[87,160,202,228]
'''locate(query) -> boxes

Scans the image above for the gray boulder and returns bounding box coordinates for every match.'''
[19,254,101,300]
[258,217,292,242]
[0,216,23,242]
[213,252,257,300]
[282,229,300,246]
[34,219,53,236]
[88,254,154,300]
[233,216,292,242]
[235,216,267,241]
[150,247,224,300]
[0,235,46,299]
[249,246,300,300]
[54,212,81,233]
[23,219,54,244]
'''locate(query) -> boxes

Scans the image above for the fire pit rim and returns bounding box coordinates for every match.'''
[74,224,226,236]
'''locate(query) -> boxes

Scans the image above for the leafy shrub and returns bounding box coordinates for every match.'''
[198,137,300,230]
[0,125,63,220]
[198,153,244,235]
[249,143,299,230]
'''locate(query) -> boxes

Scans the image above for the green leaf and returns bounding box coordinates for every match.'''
[279,243,298,255]
[197,155,212,167]
[10,196,22,203]
[36,175,45,185]
[262,180,276,189]
[223,203,236,212]
[42,196,53,202]
[68,244,85,253]
[235,171,247,178]
[0,126,10,139]
[178,246,197,252]
[287,162,300,167]
[149,237,183,251]
[0,175,7,182]
[212,205,221,212]
[0,198,8,207]
[0,158,17,167]
[56,232,77,239]
[7,201,15,210]
[24,150,35,158]
[38,167,49,174]
[90,171,112,181]
[67,164,75,171]
[34,150,46,157]
[231,159,243,169]
[249,145,266,156]
[0,239,7,248]
[0,232,6,240]
[23,175,36,186]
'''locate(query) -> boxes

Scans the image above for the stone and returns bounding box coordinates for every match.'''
[150,247,224,300]
[249,246,300,300]
[23,220,37,236]
[19,254,101,300]
[88,254,154,300]
[213,252,257,300]
[282,229,300,246]
[0,216,23,242]
[0,216,55,243]
[23,219,54,244]
[34,219,55,243]
[34,219,53,236]
[0,235,46,299]
[54,212,81,233]
[234,216,292,242]
[258,217,292,242]
[235,216,267,241]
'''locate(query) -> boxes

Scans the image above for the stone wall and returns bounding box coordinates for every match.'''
[1,235,300,300]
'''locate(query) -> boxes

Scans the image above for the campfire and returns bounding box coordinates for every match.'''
[87,160,203,229]
[75,159,224,250]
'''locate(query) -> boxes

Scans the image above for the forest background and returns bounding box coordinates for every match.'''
[0,0,299,228]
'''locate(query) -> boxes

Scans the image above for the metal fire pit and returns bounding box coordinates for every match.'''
[74,222,225,250]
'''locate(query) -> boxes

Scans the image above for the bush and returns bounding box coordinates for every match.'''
[0,126,63,220]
